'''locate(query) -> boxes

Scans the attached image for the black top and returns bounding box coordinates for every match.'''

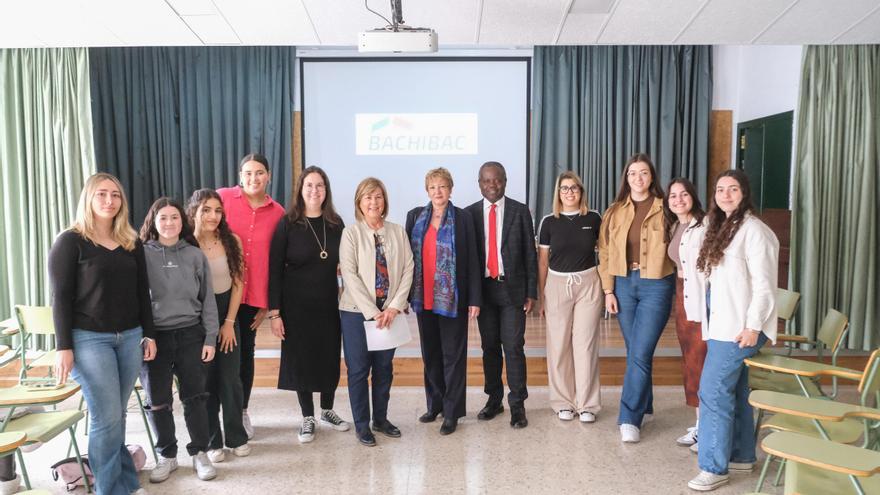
[48,230,155,350]
[268,216,344,392]
[537,211,602,273]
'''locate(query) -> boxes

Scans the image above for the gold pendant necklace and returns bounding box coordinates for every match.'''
[306,217,328,260]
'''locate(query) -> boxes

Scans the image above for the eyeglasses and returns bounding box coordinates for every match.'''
[558,185,580,194]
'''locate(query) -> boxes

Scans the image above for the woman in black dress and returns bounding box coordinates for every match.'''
[268,166,350,444]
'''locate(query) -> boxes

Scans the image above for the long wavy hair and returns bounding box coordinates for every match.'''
[139,197,199,247]
[663,177,706,243]
[71,172,138,251]
[696,170,755,275]
[286,166,342,227]
[186,188,244,283]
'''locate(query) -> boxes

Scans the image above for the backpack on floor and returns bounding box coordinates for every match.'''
[50,457,93,492]
[51,445,147,491]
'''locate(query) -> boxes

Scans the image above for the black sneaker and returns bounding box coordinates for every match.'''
[320,409,351,432]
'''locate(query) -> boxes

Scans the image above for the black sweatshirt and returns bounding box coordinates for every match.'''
[48,230,156,350]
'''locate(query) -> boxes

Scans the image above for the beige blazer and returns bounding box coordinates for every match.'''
[597,196,675,291]
[339,220,414,320]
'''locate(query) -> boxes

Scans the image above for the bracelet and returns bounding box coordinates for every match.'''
[140,337,154,345]
[224,319,235,323]
[268,314,281,320]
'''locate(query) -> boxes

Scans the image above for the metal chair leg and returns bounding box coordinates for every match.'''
[773,458,786,486]
[134,388,158,463]
[67,395,87,458]
[69,426,91,493]
[755,453,773,491]
[15,449,30,490]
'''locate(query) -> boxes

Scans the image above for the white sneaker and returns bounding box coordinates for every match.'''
[0,474,20,495]
[242,409,254,440]
[677,426,698,446]
[579,412,596,423]
[642,413,654,425]
[149,457,178,483]
[193,451,216,481]
[131,489,149,495]
[320,409,351,431]
[207,448,225,463]
[687,471,729,491]
[557,409,575,421]
[620,423,640,443]
[232,443,252,457]
[728,461,754,473]
[690,442,699,454]
[299,416,317,443]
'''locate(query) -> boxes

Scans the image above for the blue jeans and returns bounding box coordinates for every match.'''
[71,327,143,495]
[340,311,396,433]
[698,334,768,474]
[614,271,674,426]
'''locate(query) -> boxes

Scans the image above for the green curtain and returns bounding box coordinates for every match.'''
[530,46,712,219]
[0,48,96,316]
[89,46,296,223]
[790,45,879,351]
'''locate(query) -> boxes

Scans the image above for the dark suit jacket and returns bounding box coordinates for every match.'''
[465,197,538,305]
[405,204,482,310]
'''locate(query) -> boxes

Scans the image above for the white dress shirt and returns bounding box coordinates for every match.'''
[483,197,505,277]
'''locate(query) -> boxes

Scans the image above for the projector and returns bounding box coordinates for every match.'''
[358,28,438,53]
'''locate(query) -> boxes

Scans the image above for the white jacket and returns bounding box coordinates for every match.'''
[677,217,706,322]
[702,214,779,344]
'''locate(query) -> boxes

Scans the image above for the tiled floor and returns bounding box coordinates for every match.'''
[21,386,787,495]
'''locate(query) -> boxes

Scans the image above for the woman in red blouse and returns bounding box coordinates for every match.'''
[217,153,285,439]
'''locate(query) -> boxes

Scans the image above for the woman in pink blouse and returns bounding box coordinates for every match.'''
[217,153,285,439]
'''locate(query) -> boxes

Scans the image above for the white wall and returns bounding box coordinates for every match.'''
[712,45,802,198]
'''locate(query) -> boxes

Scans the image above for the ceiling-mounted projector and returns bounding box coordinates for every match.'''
[359,29,437,53]
[358,0,438,53]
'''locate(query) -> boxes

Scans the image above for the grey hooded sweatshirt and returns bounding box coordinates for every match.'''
[143,239,218,346]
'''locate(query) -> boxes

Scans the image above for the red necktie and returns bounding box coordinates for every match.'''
[488,204,499,278]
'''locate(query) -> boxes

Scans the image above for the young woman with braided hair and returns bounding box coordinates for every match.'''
[686,169,779,492]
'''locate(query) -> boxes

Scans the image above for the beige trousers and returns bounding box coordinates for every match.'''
[544,267,603,413]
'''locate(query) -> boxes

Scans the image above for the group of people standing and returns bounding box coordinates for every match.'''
[47,151,778,494]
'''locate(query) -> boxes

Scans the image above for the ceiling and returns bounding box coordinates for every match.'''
[1,0,878,48]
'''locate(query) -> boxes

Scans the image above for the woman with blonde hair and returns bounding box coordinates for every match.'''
[339,177,414,446]
[598,153,674,444]
[49,172,157,495]
[406,167,481,436]
[537,171,603,423]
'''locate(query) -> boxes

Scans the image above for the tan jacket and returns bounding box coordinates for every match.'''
[339,220,414,320]
[597,196,674,291]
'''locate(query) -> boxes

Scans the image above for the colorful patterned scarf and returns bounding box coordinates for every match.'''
[410,202,458,317]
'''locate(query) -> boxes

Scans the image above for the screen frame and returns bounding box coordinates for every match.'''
[299,56,532,207]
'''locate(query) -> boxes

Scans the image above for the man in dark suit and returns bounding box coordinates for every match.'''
[465,161,538,429]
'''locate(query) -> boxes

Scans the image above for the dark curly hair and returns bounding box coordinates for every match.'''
[139,197,198,247]
[696,170,755,275]
[663,177,706,243]
[186,188,244,284]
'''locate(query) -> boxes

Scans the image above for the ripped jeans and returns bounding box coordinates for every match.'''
[140,324,210,458]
